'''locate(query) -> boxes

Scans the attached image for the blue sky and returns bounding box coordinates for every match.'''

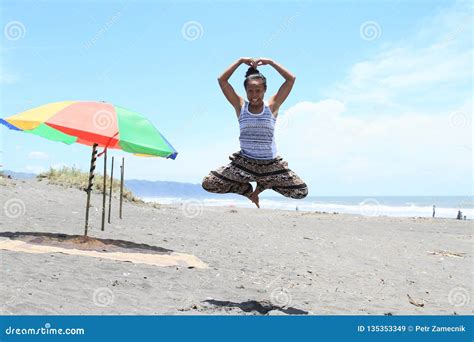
[1,0,472,195]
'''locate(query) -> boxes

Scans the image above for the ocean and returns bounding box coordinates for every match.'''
[142,195,474,219]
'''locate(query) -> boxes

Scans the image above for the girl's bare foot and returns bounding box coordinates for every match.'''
[248,191,260,208]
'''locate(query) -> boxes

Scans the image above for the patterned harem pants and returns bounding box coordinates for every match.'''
[202,151,308,199]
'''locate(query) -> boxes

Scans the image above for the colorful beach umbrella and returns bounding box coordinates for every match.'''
[0,101,177,159]
[1,101,178,237]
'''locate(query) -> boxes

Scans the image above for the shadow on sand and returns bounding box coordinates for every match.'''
[0,231,173,254]
[203,299,309,315]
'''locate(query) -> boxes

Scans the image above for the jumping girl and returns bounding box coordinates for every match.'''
[202,57,308,208]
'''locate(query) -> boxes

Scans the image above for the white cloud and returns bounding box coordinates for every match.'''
[325,2,472,111]
[275,98,471,195]
[28,151,49,160]
[283,2,473,195]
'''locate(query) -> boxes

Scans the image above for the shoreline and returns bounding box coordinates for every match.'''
[141,196,473,220]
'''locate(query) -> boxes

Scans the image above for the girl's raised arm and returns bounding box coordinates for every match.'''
[218,57,255,117]
[258,58,296,116]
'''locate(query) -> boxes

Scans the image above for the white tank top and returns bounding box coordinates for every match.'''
[238,100,277,160]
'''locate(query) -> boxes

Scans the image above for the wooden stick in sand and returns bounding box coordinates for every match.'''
[101,149,107,231]
[108,156,114,224]
[119,157,124,219]
[84,143,98,237]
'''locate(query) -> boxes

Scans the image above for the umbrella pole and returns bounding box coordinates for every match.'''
[101,149,107,231]
[108,156,114,224]
[84,143,98,237]
[119,157,124,219]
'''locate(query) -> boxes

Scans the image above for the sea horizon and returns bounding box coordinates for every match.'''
[142,195,474,219]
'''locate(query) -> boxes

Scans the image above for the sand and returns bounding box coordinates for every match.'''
[0,178,472,315]
[0,238,208,269]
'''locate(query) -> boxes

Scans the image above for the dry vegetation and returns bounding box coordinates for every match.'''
[37,166,141,203]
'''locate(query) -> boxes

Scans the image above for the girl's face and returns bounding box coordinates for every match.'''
[245,79,266,106]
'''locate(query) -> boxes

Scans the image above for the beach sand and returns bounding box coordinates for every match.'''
[0,178,472,315]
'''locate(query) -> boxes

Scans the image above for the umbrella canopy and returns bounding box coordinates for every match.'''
[1,100,178,237]
[0,101,177,159]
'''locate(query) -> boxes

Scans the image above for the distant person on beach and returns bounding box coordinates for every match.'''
[457,210,463,220]
[202,57,308,208]
[432,205,436,218]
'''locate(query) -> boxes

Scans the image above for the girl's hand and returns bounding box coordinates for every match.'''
[255,58,273,66]
[240,57,258,68]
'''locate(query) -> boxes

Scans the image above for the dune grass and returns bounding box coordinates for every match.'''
[37,166,141,203]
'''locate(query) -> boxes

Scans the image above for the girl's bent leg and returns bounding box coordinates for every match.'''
[202,171,253,198]
[256,160,309,199]
[272,182,308,199]
[202,152,256,198]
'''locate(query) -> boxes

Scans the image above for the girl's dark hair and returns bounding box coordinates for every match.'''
[244,67,267,90]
